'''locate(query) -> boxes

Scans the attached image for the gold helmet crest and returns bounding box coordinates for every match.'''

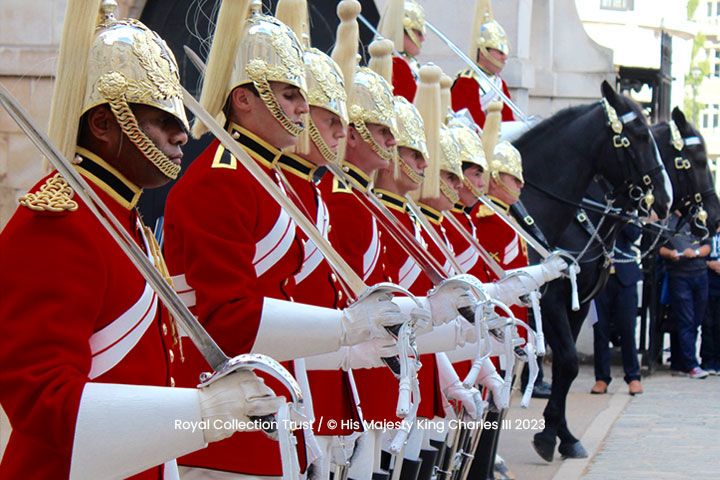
[48,0,187,179]
[379,0,427,53]
[394,96,428,184]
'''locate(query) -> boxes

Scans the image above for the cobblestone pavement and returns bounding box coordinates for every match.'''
[581,370,720,480]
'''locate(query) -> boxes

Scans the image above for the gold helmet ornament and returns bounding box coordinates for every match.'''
[470,0,509,69]
[448,116,488,197]
[192,0,307,139]
[438,125,464,204]
[394,96,428,184]
[378,0,427,53]
[48,0,188,180]
[276,0,349,163]
[490,140,523,183]
[349,49,398,163]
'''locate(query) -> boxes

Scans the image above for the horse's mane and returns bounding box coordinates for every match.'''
[515,103,597,147]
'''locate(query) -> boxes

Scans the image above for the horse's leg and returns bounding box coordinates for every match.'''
[532,282,581,462]
[552,303,592,459]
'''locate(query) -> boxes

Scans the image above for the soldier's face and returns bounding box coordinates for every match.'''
[348,123,396,174]
[231,82,309,149]
[397,146,426,193]
[477,48,507,75]
[123,104,188,188]
[459,164,487,206]
[439,170,461,209]
[489,172,522,205]
[403,29,424,56]
[308,106,345,166]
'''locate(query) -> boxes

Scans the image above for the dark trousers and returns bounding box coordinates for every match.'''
[593,274,641,384]
[668,274,708,371]
[701,292,720,368]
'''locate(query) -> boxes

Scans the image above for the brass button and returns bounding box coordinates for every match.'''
[162,324,168,336]
[169,350,175,363]
[289,296,295,302]
[338,291,343,301]
[170,377,176,387]
[330,273,337,283]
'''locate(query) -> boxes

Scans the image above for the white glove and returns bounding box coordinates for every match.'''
[199,370,284,443]
[304,339,399,371]
[436,352,483,419]
[426,278,476,325]
[341,291,407,345]
[475,357,506,408]
[415,318,477,354]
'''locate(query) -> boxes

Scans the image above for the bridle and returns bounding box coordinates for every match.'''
[666,120,711,239]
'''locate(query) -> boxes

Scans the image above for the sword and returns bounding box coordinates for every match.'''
[0,82,305,478]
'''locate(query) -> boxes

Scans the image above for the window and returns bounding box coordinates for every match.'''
[709,1,714,17]
[600,0,634,10]
[701,105,720,132]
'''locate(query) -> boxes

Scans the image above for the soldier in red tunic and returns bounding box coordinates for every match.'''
[451,0,515,127]
[0,2,285,479]
[163,2,409,478]
[378,0,427,102]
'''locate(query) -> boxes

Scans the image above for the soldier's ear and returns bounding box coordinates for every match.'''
[229,86,256,114]
[346,125,360,148]
[85,105,120,145]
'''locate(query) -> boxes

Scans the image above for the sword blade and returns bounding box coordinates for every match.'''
[478,196,552,259]
[404,197,463,274]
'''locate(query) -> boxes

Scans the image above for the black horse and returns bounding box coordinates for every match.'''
[511,81,674,461]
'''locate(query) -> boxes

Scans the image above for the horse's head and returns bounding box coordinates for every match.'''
[652,107,720,237]
[597,81,672,219]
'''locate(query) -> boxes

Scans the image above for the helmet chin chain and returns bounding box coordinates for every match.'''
[440,179,460,205]
[354,120,396,163]
[308,117,337,164]
[251,76,305,138]
[399,156,424,185]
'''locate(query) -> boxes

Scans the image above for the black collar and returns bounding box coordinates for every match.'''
[375,189,407,213]
[229,123,283,168]
[278,153,317,181]
[75,147,141,210]
[419,202,443,225]
[341,162,372,192]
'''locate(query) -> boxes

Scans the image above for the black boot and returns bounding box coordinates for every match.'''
[417,448,439,480]
[398,458,423,480]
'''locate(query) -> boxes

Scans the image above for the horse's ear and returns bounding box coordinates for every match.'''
[600,80,617,104]
[672,107,688,129]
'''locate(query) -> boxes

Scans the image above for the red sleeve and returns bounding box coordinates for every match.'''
[392,56,417,102]
[325,193,371,280]
[164,157,263,356]
[501,80,515,121]
[0,206,103,458]
[451,76,486,127]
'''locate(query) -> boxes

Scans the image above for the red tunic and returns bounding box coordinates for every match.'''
[0,148,176,480]
[164,126,307,476]
[276,153,361,436]
[471,197,529,344]
[451,69,515,128]
[351,189,444,421]
[392,55,418,102]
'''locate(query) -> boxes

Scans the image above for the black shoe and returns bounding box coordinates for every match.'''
[532,433,556,462]
[532,382,552,399]
[558,441,588,459]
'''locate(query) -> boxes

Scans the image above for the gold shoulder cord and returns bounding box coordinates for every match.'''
[143,225,184,362]
[19,173,79,212]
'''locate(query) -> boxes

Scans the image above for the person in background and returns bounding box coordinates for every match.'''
[659,212,712,379]
[702,227,720,375]
[591,223,644,396]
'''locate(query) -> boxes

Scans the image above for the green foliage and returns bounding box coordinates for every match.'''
[685,33,708,124]
[688,0,699,20]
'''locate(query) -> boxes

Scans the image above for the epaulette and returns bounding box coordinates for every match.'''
[19,173,78,213]
[211,144,238,170]
[475,205,495,218]
[332,176,352,194]
[458,68,475,79]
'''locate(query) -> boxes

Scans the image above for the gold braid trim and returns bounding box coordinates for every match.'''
[399,156,424,184]
[19,173,78,212]
[142,225,184,362]
[107,98,181,180]
[440,179,460,205]
[308,117,337,164]
[353,119,396,162]
[252,77,305,138]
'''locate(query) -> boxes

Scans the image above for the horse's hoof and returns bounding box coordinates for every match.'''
[558,441,588,459]
[532,433,556,462]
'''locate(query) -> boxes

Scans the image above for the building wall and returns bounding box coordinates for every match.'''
[694,0,720,179]
[0,0,134,231]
